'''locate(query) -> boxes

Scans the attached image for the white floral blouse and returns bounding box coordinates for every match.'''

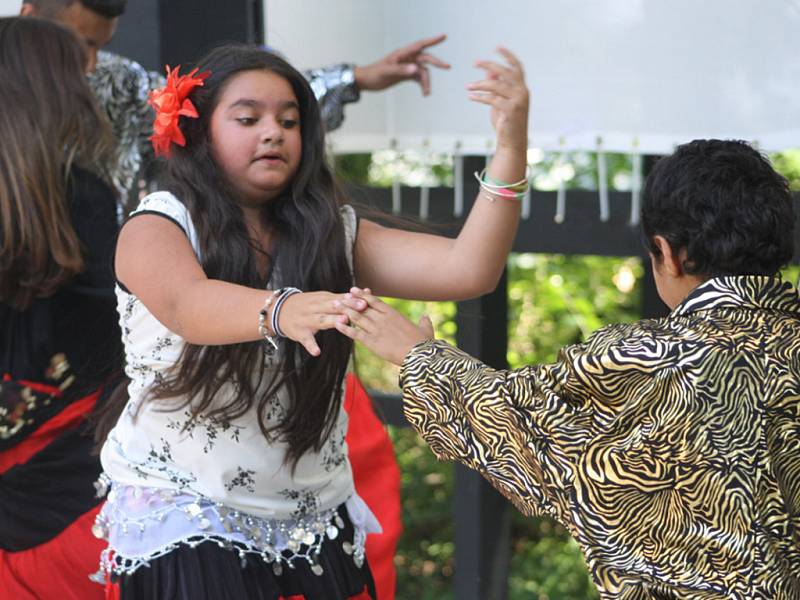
[95,192,379,577]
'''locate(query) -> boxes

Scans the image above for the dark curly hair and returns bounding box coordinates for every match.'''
[641,139,794,277]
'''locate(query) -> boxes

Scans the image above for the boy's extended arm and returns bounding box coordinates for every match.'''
[399,338,594,523]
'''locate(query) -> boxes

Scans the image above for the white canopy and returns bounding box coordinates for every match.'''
[266,0,800,155]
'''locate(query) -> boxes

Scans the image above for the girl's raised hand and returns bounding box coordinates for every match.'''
[333,288,434,366]
[278,291,368,356]
[466,47,529,153]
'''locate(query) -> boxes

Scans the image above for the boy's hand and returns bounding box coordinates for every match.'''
[334,288,434,365]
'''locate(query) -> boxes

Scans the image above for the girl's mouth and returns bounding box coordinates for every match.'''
[254,153,285,164]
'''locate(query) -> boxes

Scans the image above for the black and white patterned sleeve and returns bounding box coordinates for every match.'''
[303,64,360,132]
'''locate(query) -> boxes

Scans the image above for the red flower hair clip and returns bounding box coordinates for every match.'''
[148,65,210,158]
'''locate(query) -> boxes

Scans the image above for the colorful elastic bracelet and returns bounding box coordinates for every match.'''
[473,168,530,202]
[475,168,529,190]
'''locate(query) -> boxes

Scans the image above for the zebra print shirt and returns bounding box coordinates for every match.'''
[400,275,800,599]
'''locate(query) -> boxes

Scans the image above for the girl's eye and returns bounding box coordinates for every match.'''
[236,117,257,125]
[281,119,298,129]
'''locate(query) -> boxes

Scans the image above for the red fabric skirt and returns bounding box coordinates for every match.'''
[344,374,403,600]
[0,388,105,599]
[0,504,106,600]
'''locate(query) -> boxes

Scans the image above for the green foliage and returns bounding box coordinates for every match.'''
[334,151,454,188]
[771,150,800,191]
[507,254,642,368]
[387,426,455,600]
[333,153,373,186]
[333,149,637,192]
[509,519,596,599]
[336,148,800,194]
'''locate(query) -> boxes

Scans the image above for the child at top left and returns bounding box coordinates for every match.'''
[93,43,528,599]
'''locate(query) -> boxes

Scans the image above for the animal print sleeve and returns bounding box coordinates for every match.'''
[399,338,599,525]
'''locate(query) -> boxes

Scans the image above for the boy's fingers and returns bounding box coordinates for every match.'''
[334,296,367,312]
[348,288,384,311]
[340,307,377,333]
[419,314,434,338]
[335,320,364,342]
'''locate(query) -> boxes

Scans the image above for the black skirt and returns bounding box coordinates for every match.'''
[116,505,377,600]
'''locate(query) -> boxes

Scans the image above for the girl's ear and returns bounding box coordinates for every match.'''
[652,235,684,278]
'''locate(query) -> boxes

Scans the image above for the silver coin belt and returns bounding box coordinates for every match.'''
[91,477,366,581]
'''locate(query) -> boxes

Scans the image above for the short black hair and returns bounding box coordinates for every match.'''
[641,139,795,277]
[23,0,127,19]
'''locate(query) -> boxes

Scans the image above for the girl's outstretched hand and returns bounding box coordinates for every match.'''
[278,291,369,356]
[333,288,434,366]
[466,47,529,153]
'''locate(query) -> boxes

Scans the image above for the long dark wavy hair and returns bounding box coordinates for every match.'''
[149,45,353,469]
[0,16,114,309]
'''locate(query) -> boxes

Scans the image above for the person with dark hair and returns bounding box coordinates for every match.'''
[0,16,123,600]
[333,139,800,598]
[91,43,528,599]
[20,0,126,70]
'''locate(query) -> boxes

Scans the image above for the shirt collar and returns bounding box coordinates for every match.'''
[670,275,800,319]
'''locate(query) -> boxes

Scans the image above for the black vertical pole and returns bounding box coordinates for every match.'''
[453,156,511,600]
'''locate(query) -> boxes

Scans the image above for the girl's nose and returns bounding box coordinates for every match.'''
[260,121,284,144]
